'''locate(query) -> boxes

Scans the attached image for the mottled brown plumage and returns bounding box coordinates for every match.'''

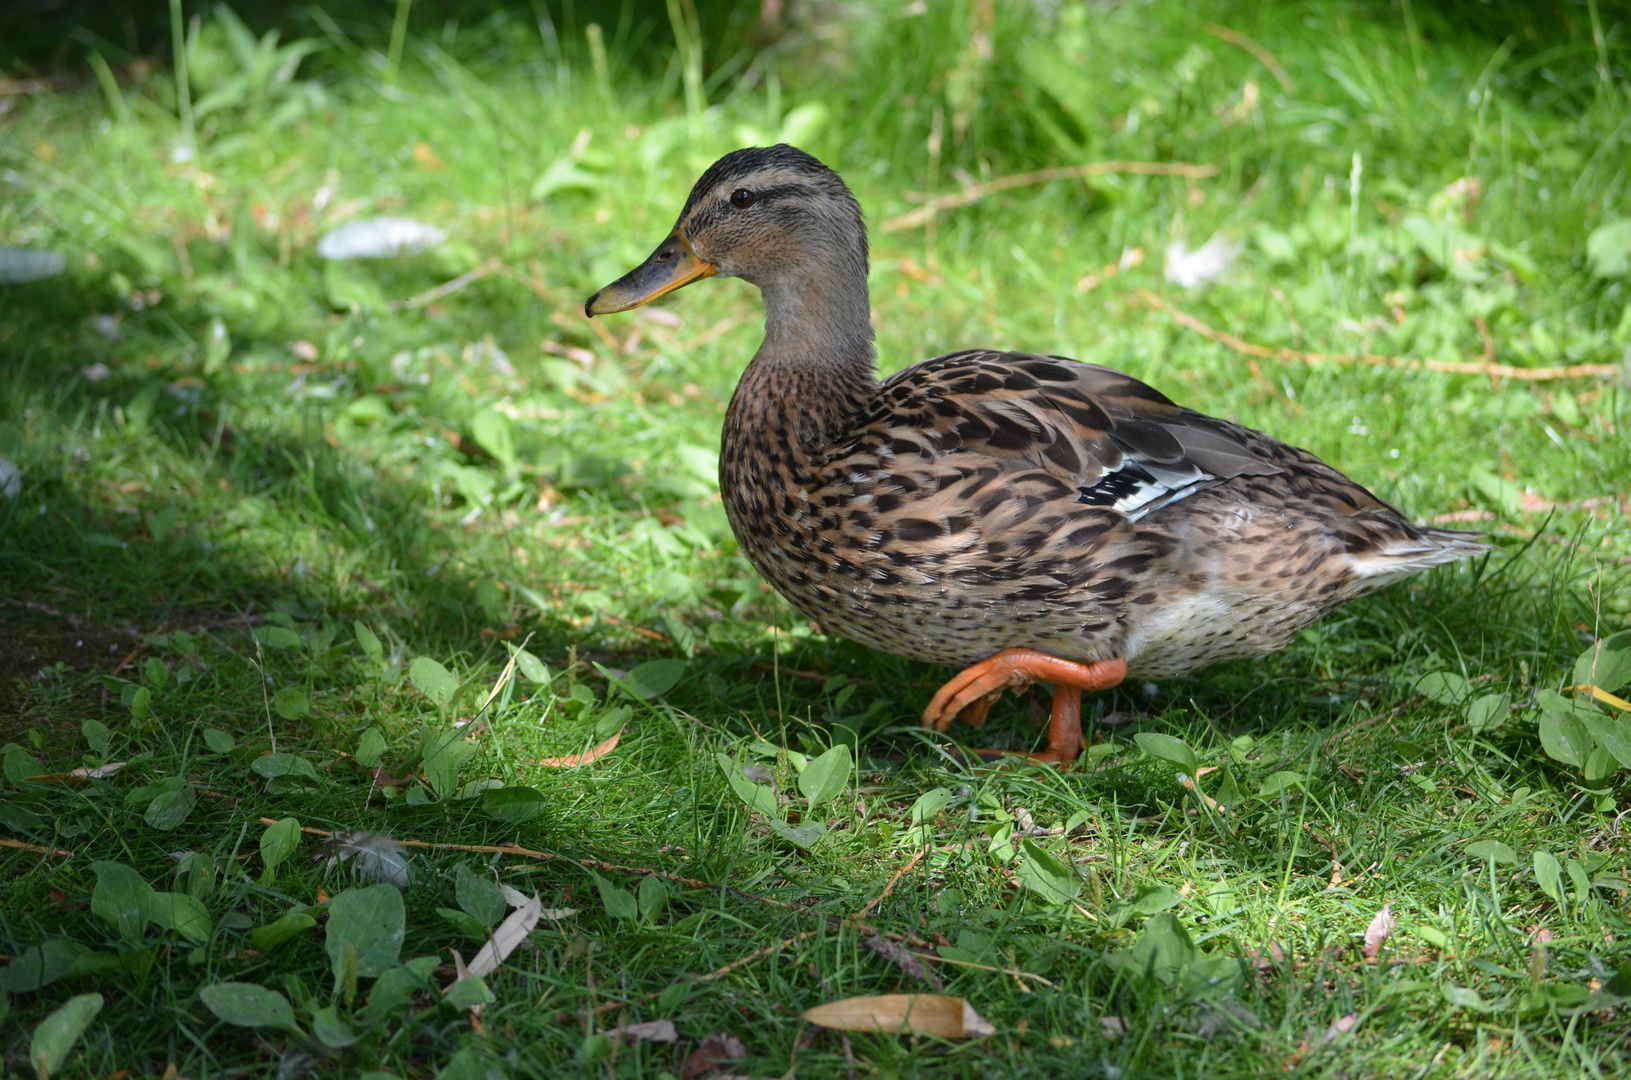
[587,145,1488,762]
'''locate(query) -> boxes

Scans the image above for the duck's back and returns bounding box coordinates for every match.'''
[720,349,1486,677]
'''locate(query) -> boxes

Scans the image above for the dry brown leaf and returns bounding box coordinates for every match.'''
[25,762,126,784]
[862,933,944,990]
[608,1019,678,1045]
[1323,1013,1359,1043]
[1362,904,1395,961]
[683,1032,746,1079]
[467,893,542,978]
[802,994,994,1039]
[412,141,447,171]
[538,729,622,768]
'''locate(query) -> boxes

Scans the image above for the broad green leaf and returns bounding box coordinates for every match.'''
[82,720,112,757]
[479,785,546,823]
[511,646,549,685]
[1465,693,1510,734]
[1536,692,1594,767]
[250,753,323,783]
[1467,467,1522,517]
[30,992,103,1080]
[360,956,440,1024]
[199,982,301,1031]
[620,658,687,700]
[420,729,477,800]
[312,1004,362,1049]
[798,744,852,809]
[3,743,44,783]
[273,686,311,720]
[1582,711,1631,768]
[1465,839,1518,864]
[409,657,457,708]
[354,621,383,660]
[638,875,668,924]
[1586,219,1631,278]
[1442,985,1491,1010]
[254,626,302,650]
[470,408,517,472]
[326,884,406,980]
[1533,849,1565,905]
[592,874,638,921]
[144,784,197,831]
[1134,732,1198,775]
[1415,671,1472,705]
[438,907,490,943]
[260,817,302,874]
[444,974,496,1010]
[150,892,212,943]
[1113,912,1198,988]
[1257,771,1307,797]
[1016,838,1082,905]
[129,686,151,722]
[1566,859,1593,904]
[143,656,168,689]
[1575,631,1631,693]
[355,727,387,768]
[1131,884,1183,915]
[0,942,89,993]
[251,912,318,952]
[90,861,155,943]
[716,753,779,819]
[202,728,235,754]
[455,862,506,928]
[1585,745,1620,782]
[768,818,826,849]
[908,787,953,825]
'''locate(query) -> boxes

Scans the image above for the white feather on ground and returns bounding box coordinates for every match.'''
[318,831,414,888]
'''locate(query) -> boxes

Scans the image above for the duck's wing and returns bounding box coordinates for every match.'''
[854,349,1285,524]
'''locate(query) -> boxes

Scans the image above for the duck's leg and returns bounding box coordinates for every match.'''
[922,649,1127,764]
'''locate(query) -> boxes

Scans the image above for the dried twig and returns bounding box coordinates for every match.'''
[1204,24,1293,90]
[853,849,927,921]
[1140,289,1620,381]
[1,837,73,857]
[882,161,1219,232]
[390,258,498,311]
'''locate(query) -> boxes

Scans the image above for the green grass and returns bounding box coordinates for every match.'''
[1,1,1630,1076]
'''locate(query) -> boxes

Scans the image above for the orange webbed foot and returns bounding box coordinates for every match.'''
[922,649,1127,765]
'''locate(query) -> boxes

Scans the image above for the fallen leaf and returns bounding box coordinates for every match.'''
[465,893,542,978]
[862,934,943,990]
[412,141,447,171]
[538,729,622,768]
[371,765,411,788]
[498,883,531,908]
[1323,1013,1359,1043]
[683,1032,746,1079]
[802,994,994,1039]
[1362,904,1395,961]
[1101,1015,1126,1041]
[608,1019,678,1045]
[26,762,125,784]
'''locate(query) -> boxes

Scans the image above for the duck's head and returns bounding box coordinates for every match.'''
[585,144,868,318]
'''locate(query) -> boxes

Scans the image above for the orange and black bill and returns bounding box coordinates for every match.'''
[584,227,716,316]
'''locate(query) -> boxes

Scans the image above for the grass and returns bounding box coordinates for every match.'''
[1,0,1629,1076]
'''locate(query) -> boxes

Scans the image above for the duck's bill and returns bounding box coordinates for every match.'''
[584,228,716,316]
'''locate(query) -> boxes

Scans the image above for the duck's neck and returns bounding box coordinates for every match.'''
[738,271,877,439]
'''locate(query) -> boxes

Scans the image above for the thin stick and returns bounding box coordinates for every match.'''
[1140,289,1620,381]
[882,161,1219,232]
[0,837,73,857]
[852,849,926,920]
[391,258,498,311]
[1204,24,1293,90]
[694,929,824,983]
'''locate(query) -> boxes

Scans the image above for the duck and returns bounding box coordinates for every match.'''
[585,145,1488,764]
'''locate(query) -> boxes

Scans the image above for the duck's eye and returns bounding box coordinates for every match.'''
[730,188,756,208]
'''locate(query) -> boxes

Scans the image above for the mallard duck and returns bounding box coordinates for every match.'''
[586,145,1488,763]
